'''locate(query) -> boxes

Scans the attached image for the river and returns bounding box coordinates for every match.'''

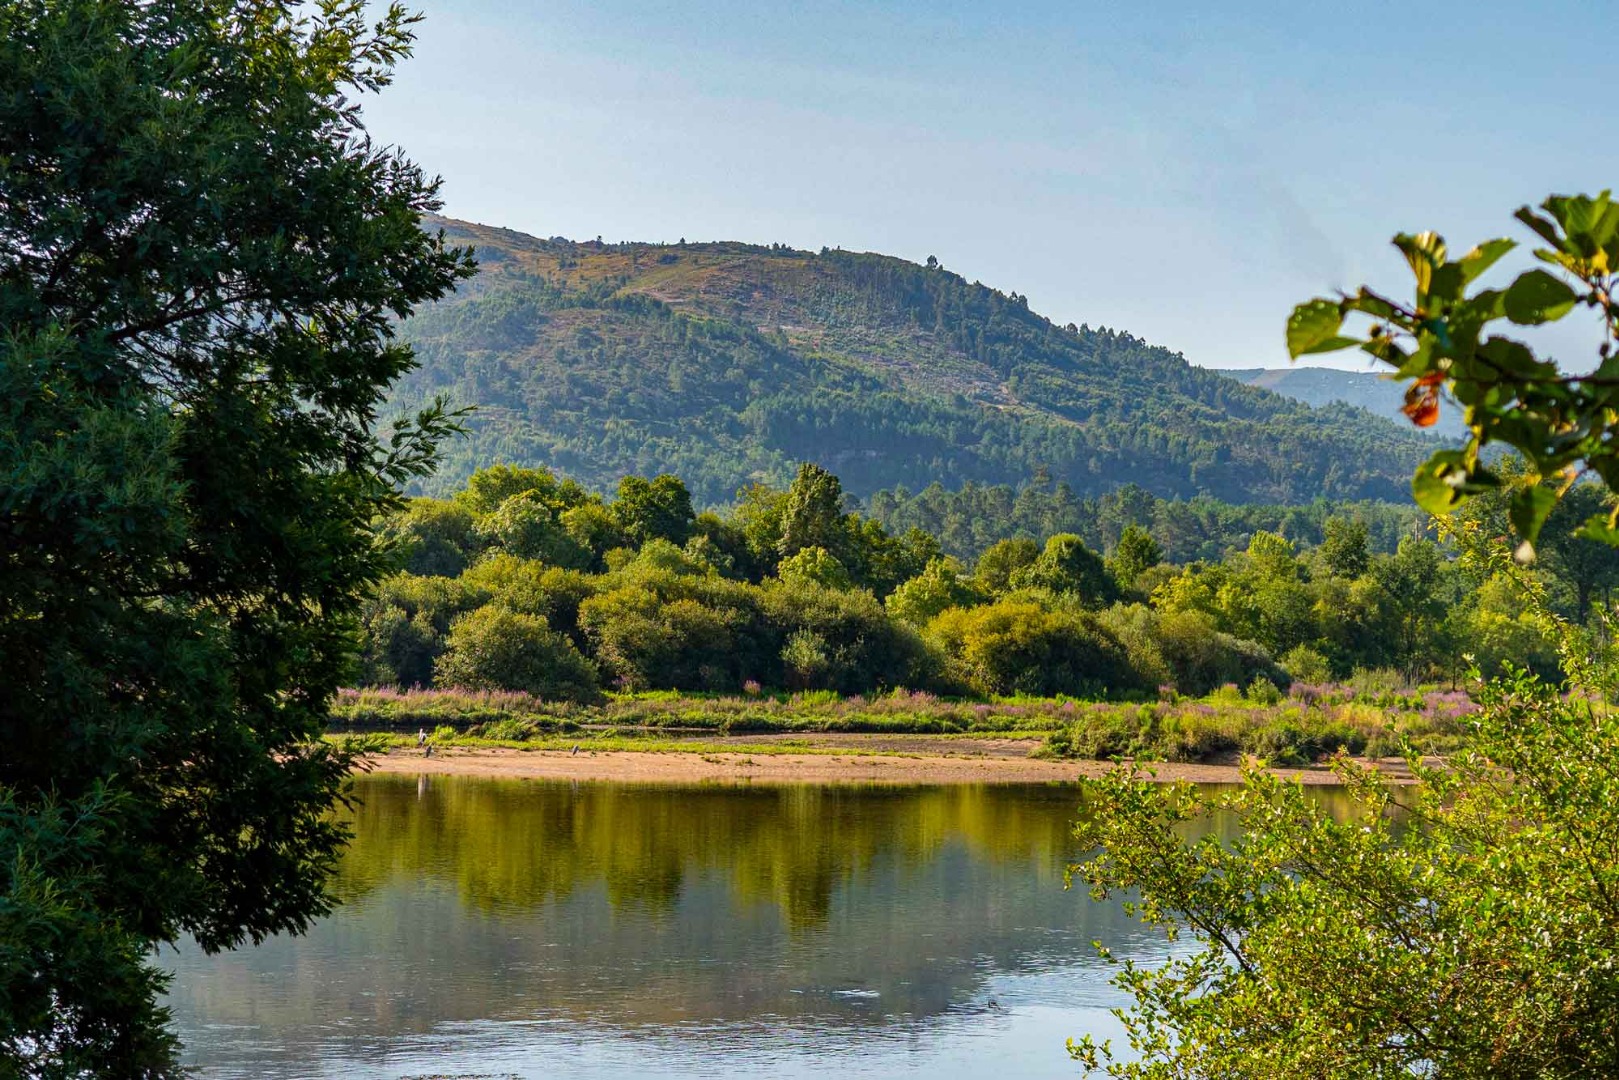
[162,774,1331,1078]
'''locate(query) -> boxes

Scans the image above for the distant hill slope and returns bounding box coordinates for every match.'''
[393,217,1436,504]
[1222,367,1467,439]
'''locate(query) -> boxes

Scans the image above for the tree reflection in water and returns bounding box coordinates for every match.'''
[164,776,1359,1079]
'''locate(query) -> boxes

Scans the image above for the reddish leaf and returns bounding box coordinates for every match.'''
[1403,373,1444,428]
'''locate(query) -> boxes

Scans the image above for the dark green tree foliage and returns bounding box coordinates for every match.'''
[0,1,473,1073]
[1014,534,1118,606]
[929,602,1143,697]
[866,479,1422,563]
[1317,516,1371,578]
[778,463,848,557]
[382,498,478,577]
[1108,525,1164,591]
[475,491,591,568]
[611,474,695,546]
[434,608,599,701]
[975,538,1042,594]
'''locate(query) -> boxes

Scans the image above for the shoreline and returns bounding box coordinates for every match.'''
[358,736,1390,786]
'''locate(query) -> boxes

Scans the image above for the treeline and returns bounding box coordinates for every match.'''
[361,462,1618,702]
[862,478,1423,562]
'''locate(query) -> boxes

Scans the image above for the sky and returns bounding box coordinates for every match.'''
[362,0,1619,371]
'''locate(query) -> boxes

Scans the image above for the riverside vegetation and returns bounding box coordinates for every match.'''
[358,458,1616,727]
[335,684,1480,767]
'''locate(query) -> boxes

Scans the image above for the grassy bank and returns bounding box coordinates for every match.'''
[332,684,1477,766]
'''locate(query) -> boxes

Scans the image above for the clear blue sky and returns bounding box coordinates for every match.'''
[363,0,1618,370]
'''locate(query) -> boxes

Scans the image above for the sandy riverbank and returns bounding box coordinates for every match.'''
[360,734,1382,785]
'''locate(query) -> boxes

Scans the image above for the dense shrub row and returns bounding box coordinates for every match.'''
[357,461,1571,703]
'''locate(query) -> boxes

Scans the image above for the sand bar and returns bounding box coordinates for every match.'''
[360,734,1376,785]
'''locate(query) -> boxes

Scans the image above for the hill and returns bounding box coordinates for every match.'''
[393,218,1437,505]
[1222,367,1467,439]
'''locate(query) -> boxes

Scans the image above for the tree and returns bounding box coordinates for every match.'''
[778,463,848,557]
[435,607,600,701]
[0,1,473,1073]
[475,492,591,568]
[1108,525,1163,592]
[777,546,854,591]
[1080,193,1619,1076]
[976,538,1041,594]
[1013,534,1118,606]
[382,498,479,577]
[927,601,1141,697]
[612,474,695,547]
[1317,517,1371,579]
[886,558,983,625]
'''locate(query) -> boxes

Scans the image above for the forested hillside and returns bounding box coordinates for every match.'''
[394,218,1435,504]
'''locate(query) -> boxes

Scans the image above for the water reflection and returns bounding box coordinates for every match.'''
[163,777,1357,1079]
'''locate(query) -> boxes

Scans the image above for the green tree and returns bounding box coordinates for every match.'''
[612,474,696,547]
[886,558,983,625]
[1108,525,1163,592]
[778,463,848,557]
[975,538,1041,594]
[927,601,1141,697]
[1317,516,1371,579]
[476,492,591,568]
[456,463,580,516]
[777,547,854,591]
[1013,534,1118,606]
[434,607,600,701]
[381,498,480,577]
[0,1,472,1072]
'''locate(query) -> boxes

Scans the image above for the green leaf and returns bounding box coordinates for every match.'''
[1574,514,1619,547]
[1503,269,1578,325]
[1345,288,1399,321]
[1508,485,1557,551]
[1514,206,1564,248]
[1457,238,1516,285]
[1410,450,1469,516]
[1393,232,1446,295]
[1285,299,1348,359]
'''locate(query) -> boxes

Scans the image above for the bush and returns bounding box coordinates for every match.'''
[580,586,748,691]
[1279,644,1334,685]
[777,546,853,590]
[928,600,1144,697]
[434,607,600,701]
[761,579,937,693]
[1153,610,1288,696]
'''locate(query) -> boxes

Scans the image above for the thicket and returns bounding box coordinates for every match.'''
[360,457,1615,703]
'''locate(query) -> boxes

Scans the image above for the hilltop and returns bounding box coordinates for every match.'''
[1223,367,1467,439]
[393,218,1437,504]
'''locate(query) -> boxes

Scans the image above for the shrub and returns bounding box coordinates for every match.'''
[886,557,983,626]
[1280,644,1334,685]
[434,607,600,701]
[1153,610,1288,696]
[580,586,747,691]
[928,600,1144,697]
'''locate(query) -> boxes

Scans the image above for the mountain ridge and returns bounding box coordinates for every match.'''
[394,216,1437,505]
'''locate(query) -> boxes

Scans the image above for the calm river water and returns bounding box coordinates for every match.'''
[162,775,1326,1079]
